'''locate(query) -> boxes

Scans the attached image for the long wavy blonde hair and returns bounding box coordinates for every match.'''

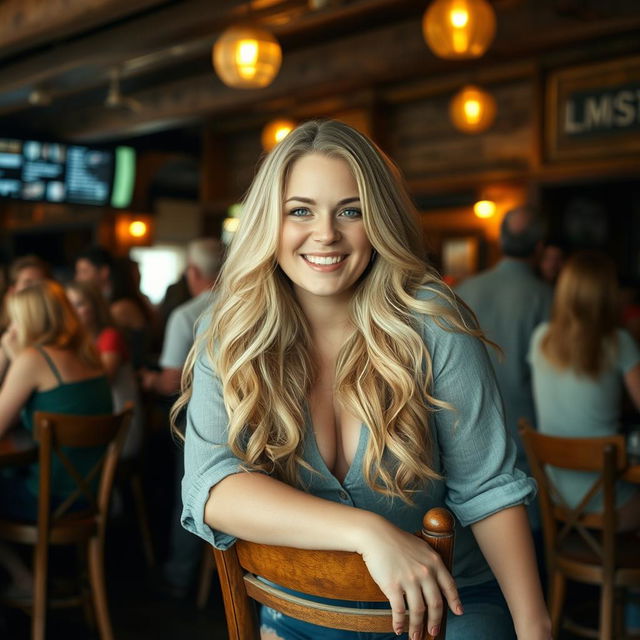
[541,251,619,378]
[173,120,484,502]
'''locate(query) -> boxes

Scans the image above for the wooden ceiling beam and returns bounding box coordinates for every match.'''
[0,0,307,94]
[0,0,169,59]
[42,2,640,142]
[37,17,434,141]
[3,0,640,141]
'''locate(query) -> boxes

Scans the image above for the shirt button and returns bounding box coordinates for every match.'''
[339,490,349,501]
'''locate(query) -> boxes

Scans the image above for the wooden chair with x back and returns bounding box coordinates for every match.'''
[519,419,640,640]
[212,506,455,640]
[0,405,132,640]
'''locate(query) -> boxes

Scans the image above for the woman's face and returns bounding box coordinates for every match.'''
[277,153,372,305]
[66,289,94,327]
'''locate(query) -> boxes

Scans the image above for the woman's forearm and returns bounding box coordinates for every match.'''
[205,471,377,553]
[205,471,463,638]
[471,505,551,640]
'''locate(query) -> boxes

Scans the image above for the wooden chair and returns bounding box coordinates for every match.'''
[519,419,640,640]
[213,507,455,640]
[116,453,156,568]
[0,406,132,640]
[196,539,215,609]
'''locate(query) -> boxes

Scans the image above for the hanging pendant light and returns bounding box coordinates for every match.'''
[261,118,296,151]
[422,0,496,60]
[449,85,496,134]
[213,25,282,89]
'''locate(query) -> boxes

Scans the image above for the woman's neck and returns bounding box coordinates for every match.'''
[295,291,353,353]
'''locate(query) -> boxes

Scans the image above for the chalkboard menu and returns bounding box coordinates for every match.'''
[0,138,135,207]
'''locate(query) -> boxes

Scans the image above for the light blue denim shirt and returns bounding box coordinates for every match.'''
[181,287,536,588]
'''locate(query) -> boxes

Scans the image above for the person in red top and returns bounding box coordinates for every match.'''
[66,280,143,458]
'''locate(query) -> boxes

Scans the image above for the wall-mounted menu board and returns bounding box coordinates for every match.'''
[0,138,135,208]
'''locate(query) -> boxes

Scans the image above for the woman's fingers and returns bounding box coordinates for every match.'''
[417,572,443,639]
[436,564,463,615]
[404,585,427,639]
[386,591,407,636]
[399,563,461,639]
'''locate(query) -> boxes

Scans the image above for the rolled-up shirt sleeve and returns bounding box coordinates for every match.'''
[181,344,254,549]
[421,297,537,527]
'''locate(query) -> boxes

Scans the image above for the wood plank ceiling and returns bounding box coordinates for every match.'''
[0,0,639,143]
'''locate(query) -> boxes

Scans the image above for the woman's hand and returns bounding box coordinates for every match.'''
[358,517,462,640]
[1,324,20,361]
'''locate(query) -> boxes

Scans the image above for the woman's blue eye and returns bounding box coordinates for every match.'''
[340,208,362,219]
[289,207,310,217]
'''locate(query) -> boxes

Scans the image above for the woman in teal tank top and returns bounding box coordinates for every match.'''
[0,279,113,518]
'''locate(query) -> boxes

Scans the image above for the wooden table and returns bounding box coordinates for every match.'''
[0,428,37,468]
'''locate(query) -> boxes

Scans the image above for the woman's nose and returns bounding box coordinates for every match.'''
[312,215,340,243]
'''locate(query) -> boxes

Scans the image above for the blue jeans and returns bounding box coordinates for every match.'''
[259,579,515,640]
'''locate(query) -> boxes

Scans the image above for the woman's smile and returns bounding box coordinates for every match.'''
[301,253,348,270]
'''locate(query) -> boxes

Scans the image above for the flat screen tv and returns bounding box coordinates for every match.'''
[0,138,135,208]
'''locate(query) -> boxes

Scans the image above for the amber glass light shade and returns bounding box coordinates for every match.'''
[422,0,496,60]
[261,118,296,151]
[213,25,282,89]
[449,85,496,134]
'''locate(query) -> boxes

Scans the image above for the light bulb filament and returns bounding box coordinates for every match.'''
[450,9,469,28]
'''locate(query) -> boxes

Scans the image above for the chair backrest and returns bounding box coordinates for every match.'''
[518,419,626,569]
[214,507,455,640]
[33,404,132,537]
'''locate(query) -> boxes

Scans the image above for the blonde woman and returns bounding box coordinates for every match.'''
[66,280,144,458]
[178,121,550,640]
[0,280,113,520]
[529,251,640,531]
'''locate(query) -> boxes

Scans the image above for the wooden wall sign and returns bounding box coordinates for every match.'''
[545,55,640,162]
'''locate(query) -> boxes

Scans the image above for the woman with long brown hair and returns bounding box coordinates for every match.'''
[66,280,143,458]
[529,250,640,530]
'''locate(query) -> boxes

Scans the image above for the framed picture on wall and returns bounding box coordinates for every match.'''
[441,236,479,283]
[545,54,640,162]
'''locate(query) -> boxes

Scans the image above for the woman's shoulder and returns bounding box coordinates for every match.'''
[11,346,45,370]
[412,281,476,334]
[527,322,549,363]
[43,346,104,379]
[532,321,550,340]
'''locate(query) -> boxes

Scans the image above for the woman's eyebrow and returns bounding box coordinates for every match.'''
[284,196,361,204]
[284,196,314,204]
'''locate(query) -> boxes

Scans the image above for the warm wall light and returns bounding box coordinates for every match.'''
[261,118,296,151]
[422,0,496,60]
[223,217,240,233]
[449,85,496,134]
[474,200,496,218]
[222,203,243,245]
[116,214,152,248]
[213,25,282,89]
[129,220,148,238]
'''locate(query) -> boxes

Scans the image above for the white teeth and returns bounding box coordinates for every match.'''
[304,255,345,265]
